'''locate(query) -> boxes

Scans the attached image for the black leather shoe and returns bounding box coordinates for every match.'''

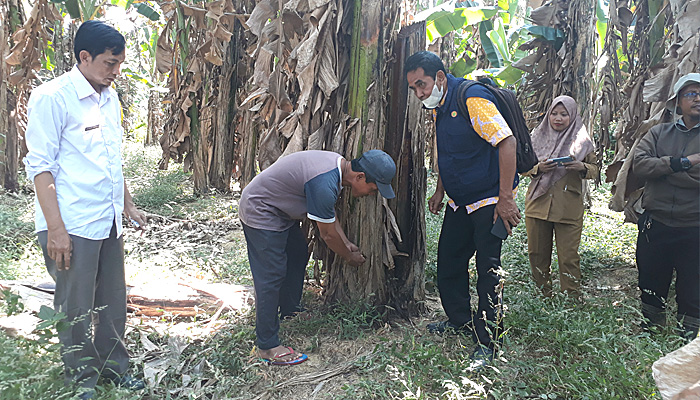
[105,374,146,390]
[469,346,496,371]
[427,320,477,343]
[280,306,308,320]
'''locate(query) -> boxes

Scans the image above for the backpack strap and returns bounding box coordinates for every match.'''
[456,80,480,123]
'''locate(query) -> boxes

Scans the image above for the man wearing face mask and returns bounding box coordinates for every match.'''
[404,51,520,367]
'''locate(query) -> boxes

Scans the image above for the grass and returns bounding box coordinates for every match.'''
[0,147,690,399]
[333,175,681,399]
[122,145,237,220]
[0,333,141,400]
[0,187,44,281]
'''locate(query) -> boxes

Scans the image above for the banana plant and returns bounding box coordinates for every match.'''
[423,5,499,42]
[422,0,565,86]
[47,0,159,21]
[122,25,161,87]
[596,0,608,52]
[479,5,565,85]
[39,0,161,80]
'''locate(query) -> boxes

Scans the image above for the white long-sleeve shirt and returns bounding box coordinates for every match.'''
[24,65,125,240]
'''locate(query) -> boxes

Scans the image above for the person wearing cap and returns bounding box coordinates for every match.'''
[633,72,700,340]
[404,51,520,367]
[238,149,396,365]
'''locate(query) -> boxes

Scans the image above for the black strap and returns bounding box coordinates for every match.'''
[456,80,480,123]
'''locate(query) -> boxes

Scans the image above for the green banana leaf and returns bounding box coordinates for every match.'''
[648,0,665,65]
[495,0,519,26]
[111,0,159,21]
[42,42,56,71]
[596,20,607,52]
[497,0,509,24]
[524,25,565,49]
[456,1,480,6]
[495,64,523,85]
[596,0,608,22]
[122,67,155,87]
[479,20,503,68]
[426,7,499,42]
[450,55,477,78]
[110,0,130,7]
[488,17,510,63]
[63,0,81,19]
[508,0,518,25]
[596,0,608,52]
[134,3,160,21]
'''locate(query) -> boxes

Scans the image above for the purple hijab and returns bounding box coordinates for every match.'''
[527,95,594,201]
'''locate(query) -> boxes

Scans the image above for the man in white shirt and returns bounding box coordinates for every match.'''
[23,20,146,398]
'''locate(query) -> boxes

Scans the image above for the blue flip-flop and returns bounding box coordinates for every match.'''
[260,346,308,366]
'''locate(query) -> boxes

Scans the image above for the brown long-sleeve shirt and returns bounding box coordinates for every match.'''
[633,122,700,227]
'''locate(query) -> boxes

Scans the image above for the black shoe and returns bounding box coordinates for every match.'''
[677,315,700,342]
[280,306,308,320]
[641,303,666,333]
[78,389,95,400]
[427,320,477,342]
[105,374,146,390]
[469,346,495,371]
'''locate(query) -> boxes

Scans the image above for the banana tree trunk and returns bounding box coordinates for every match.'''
[208,18,247,192]
[568,0,595,126]
[189,93,210,195]
[146,89,162,145]
[323,0,425,316]
[1,2,8,190]
[1,0,22,192]
[324,0,390,304]
[384,22,428,316]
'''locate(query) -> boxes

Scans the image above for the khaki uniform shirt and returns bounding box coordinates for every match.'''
[524,152,599,224]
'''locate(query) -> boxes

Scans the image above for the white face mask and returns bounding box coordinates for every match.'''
[421,80,444,109]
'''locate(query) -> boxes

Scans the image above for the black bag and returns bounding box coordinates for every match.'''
[456,80,538,174]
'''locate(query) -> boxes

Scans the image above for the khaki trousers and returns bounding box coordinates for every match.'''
[37,222,128,389]
[526,216,583,298]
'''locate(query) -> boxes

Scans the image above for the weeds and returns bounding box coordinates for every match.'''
[286,300,384,341]
[0,334,72,400]
[1,288,24,316]
[0,195,39,280]
[337,176,673,399]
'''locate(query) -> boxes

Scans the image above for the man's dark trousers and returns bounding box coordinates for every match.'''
[243,222,309,350]
[637,212,700,321]
[437,204,504,348]
[37,222,128,389]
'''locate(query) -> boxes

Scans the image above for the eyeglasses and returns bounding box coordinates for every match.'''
[681,91,700,99]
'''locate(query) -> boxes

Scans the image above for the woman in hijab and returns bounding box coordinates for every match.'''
[524,95,598,300]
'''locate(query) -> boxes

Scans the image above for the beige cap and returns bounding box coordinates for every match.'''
[666,73,700,114]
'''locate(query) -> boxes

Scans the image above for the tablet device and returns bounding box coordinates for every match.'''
[548,156,574,165]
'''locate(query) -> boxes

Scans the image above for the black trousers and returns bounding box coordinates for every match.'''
[637,212,700,319]
[242,222,309,350]
[437,204,504,348]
